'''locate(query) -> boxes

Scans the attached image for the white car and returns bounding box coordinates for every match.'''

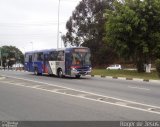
[106,64,122,70]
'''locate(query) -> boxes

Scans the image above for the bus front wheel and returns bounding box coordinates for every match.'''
[75,75,81,78]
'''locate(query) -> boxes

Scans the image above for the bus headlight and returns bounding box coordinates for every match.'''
[71,67,77,71]
[72,68,76,71]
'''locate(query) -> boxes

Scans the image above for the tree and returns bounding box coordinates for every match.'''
[63,0,117,66]
[105,0,160,72]
[155,59,160,77]
[0,46,24,67]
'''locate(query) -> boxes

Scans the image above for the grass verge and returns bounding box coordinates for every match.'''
[92,69,159,80]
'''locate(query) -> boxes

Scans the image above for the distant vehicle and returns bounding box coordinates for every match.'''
[106,64,122,70]
[24,47,92,78]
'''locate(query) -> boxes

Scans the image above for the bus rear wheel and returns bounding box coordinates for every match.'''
[58,69,63,78]
[34,68,41,76]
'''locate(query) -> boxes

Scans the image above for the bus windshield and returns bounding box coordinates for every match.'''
[72,51,91,66]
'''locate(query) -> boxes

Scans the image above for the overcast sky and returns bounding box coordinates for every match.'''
[0,0,81,52]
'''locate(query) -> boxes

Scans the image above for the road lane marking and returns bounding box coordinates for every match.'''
[148,108,155,111]
[0,77,6,80]
[0,75,156,107]
[1,75,160,115]
[1,75,154,106]
[30,85,41,88]
[128,86,150,91]
[115,102,127,106]
[3,80,160,115]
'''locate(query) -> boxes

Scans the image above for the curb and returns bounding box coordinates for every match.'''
[90,75,160,83]
[0,69,160,83]
[0,69,26,72]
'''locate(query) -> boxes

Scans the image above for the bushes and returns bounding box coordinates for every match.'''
[155,59,160,77]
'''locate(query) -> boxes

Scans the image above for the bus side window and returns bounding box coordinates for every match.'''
[49,51,58,61]
[37,52,43,61]
[34,53,38,62]
[57,51,64,61]
[29,55,32,62]
[44,54,49,61]
[25,54,29,62]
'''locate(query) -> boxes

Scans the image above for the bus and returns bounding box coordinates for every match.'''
[24,47,92,78]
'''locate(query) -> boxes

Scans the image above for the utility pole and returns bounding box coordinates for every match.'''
[59,32,62,48]
[57,0,60,49]
[0,47,2,67]
[30,42,33,51]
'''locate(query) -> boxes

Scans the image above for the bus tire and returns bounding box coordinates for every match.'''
[75,75,81,78]
[58,69,63,78]
[34,68,39,76]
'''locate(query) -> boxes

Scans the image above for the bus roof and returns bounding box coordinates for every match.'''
[25,47,89,54]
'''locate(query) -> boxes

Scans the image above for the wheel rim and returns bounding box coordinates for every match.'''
[58,70,63,78]
[34,69,38,75]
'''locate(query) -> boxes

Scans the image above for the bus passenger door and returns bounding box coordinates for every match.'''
[65,53,71,75]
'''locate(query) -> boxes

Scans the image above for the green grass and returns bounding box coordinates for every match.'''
[92,69,160,80]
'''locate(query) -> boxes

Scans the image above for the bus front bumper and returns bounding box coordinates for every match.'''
[71,70,92,76]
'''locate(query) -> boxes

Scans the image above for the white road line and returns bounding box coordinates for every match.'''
[0,77,6,80]
[115,102,127,106]
[2,81,160,115]
[1,75,158,108]
[128,86,150,91]
[1,75,160,115]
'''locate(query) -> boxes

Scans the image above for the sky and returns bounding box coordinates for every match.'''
[0,0,81,52]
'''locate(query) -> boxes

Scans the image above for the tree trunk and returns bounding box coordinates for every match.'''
[145,64,151,73]
[145,59,151,73]
[136,60,145,73]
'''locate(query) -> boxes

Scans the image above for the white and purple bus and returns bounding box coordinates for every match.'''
[24,47,92,78]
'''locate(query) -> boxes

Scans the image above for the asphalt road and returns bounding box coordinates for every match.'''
[0,70,160,121]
